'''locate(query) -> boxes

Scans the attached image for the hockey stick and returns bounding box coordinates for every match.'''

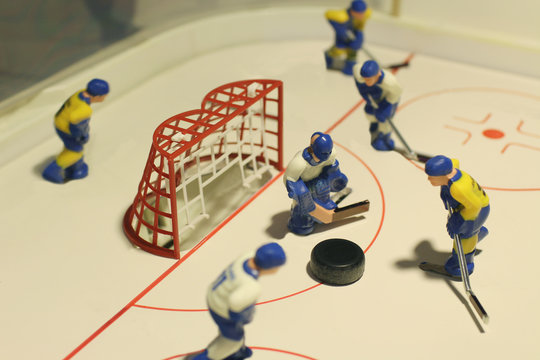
[448,203,490,324]
[387,117,433,163]
[333,199,370,222]
[362,47,410,69]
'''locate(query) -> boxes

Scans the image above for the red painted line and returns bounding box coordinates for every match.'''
[64,171,284,360]
[517,119,540,139]
[444,125,472,145]
[502,142,540,154]
[66,54,411,358]
[134,283,323,313]
[132,304,208,312]
[134,142,385,313]
[250,346,319,359]
[453,113,492,124]
[162,346,318,360]
[325,52,414,135]
[255,283,322,305]
[335,142,385,253]
[325,99,365,134]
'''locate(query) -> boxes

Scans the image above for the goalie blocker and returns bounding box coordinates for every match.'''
[310,199,370,224]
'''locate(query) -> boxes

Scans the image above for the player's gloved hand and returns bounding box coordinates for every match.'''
[229,305,255,324]
[447,213,475,238]
[364,103,375,115]
[374,99,394,122]
[322,161,348,192]
[69,120,90,144]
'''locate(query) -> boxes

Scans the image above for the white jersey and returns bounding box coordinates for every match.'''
[207,252,261,319]
[284,149,337,185]
[352,65,402,106]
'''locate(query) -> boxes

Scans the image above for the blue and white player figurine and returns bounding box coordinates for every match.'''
[42,79,110,184]
[324,0,371,75]
[193,243,286,360]
[425,155,490,277]
[353,60,402,151]
[284,132,348,235]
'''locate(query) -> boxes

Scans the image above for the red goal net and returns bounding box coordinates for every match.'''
[122,80,283,259]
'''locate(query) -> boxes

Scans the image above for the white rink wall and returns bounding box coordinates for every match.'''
[0,5,538,167]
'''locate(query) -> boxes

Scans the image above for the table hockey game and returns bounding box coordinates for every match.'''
[1,7,539,360]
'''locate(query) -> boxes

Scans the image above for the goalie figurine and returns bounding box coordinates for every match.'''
[192,243,286,360]
[42,79,110,184]
[284,132,349,235]
[324,0,371,75]
[425,155,490,277]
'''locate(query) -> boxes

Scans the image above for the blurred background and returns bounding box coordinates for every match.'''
[0,0,538,107]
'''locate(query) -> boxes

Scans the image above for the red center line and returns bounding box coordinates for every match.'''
[64,173,284,360]
[65,53,413,359]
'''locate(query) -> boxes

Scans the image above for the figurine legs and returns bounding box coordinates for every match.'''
[367,119,395,151]
[43,145,87,183]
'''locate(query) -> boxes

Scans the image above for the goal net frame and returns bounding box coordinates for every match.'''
[122,79,283,259]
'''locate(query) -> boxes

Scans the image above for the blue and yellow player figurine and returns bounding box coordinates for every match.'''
[425,155,490,277]
[324,0,371,75]
[42,79,110,184]
[353,60,402,151]
[284,132,348,235]
[192,243,286,360]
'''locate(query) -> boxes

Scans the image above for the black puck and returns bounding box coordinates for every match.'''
[309,238,365,285]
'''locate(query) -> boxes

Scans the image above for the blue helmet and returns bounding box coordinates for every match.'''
[350,0,367,12]
[425,155,453,176]
[311,132,333,162]
[254,243,286,269]
[360,60,380,78]
[86,79,110,96]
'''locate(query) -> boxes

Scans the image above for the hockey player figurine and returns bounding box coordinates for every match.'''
[284,132,348,235]
[193,243,286,360]
[42,79,110,184]
[425,155,490,277]
[324,0,371,75]
[353,60,402,151]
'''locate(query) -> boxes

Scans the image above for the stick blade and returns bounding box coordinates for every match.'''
[387,62,410,70]
[332,200,370,222]
[469,293,489,324]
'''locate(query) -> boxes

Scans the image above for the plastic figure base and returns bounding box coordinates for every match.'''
[418,262,462,281]
[444,250,475,277]
[371,132,395,151]
[42,158,89,184]
[42,161,65,184]
[309,238,365,285]
[191,344,253,360]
